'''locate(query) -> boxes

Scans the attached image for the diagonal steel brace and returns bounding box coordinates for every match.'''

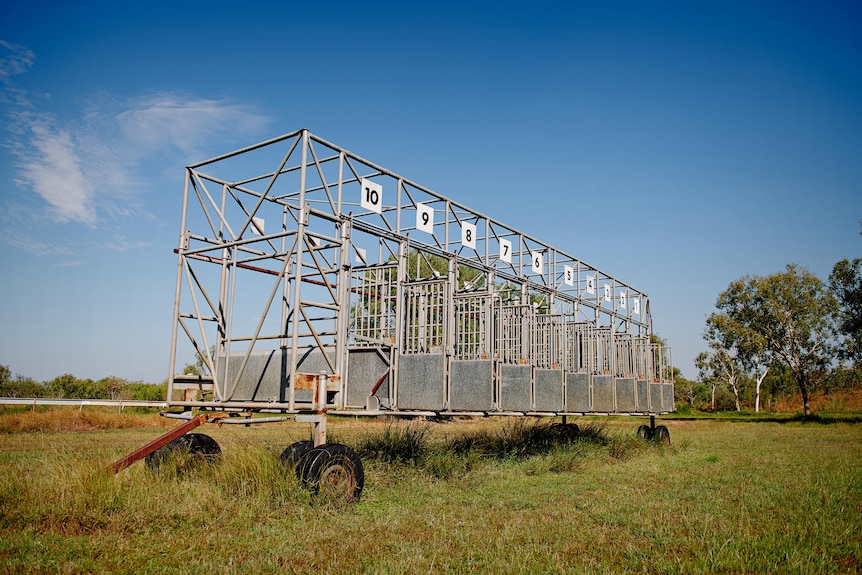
[110,413,208,473]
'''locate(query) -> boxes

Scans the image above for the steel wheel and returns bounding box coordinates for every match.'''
[145,433,221,469]
[653,425,671,445]
[280,440,314,469]
[637,425,653,441]
[297,444,364,503]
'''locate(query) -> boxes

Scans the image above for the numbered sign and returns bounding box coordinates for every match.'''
[633,297,640,316]
[620,291,627,310]
[462,222,476,249]
[251,216,265,236]
[354,246,367,265]
[499,238,512,264]
[586,274,595,295]
[416,203,434,234]
[360,178,383,214]
[603,283,611,302]
[531,251,543,274]
[564,265,574,287]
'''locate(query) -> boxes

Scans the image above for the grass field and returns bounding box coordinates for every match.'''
[0,410,860,574]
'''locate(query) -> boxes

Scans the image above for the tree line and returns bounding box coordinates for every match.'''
[684,251,861,416]
[0,366,167,402]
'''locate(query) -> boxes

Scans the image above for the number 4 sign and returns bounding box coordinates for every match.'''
[360,178,383,214]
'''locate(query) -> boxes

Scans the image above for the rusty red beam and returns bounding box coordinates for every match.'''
[109,413,207,473]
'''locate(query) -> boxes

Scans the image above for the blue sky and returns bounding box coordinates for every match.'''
[1,0,860,383]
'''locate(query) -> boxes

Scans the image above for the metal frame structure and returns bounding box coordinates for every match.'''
[166,129,674,433]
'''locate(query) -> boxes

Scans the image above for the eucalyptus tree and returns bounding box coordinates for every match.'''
[829,257,862,363]
[706,264,837,417]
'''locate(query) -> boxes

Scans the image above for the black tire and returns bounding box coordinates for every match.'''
[637,425,653,441]
[653,425,671,445]
[187,433,222,460]
[145,433,221,469]
[280,440,314,469]
[297,444,364,503]
[552,422,580,441]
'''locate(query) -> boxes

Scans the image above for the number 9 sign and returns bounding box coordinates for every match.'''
[416,203,434,233]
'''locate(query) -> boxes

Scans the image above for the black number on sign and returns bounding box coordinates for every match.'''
[503,244,509,256]
[465,229,472,242]
[535,257,541,268]
[422,212,429,226]
[365,187,379,206]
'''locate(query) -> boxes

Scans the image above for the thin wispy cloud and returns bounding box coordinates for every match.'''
[0,41,271,252]
[0,40,35,81]
[16,119,96,225]
[117,93,270,158]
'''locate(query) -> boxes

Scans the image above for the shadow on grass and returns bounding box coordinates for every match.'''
[666,412,862,424]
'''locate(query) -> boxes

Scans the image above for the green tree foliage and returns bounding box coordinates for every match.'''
[0,364,47,398]
[707,264,837,417]
[124,381,167,401]
[829,257,862,363]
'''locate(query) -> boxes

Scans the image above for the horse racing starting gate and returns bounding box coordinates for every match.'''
[112,128,675,501]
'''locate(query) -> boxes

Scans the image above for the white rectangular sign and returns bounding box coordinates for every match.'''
[462,222,476,249]
[416,203,434,234]
[531,251,543,274]
[360,178,383,214]
[564,265,574,287]
[499,238,512,263]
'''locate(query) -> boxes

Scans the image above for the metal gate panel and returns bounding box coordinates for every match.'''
[396,354,445,410]
[496,305,531,364]
[346,348,390,408]
[403,281,448,355]
[499,364,532,412]
[592,375,615,412]
[565,372,591,412]
[650,382,663,413]
[217,348,335,403]
[454,294,490,361]
[535,369,563,411]
[662,383,674,413]
[217,349,286,403]
[636,379,649,411]
[349,265,398,348]
[615,377,636,412]
[450,360,493,411]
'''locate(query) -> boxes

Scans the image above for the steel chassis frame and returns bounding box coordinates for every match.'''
[165,128,674,444]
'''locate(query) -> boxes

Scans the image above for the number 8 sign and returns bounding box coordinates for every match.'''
[360,178,383,214]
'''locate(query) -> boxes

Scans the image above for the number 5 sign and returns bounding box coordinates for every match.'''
[360,178,383,214]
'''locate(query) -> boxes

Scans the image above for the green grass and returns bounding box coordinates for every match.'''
[0,413,860,574]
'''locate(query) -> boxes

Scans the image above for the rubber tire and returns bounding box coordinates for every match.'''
[145,433,221,469]
[187,433,222,460]
[637,425,654,441]
[297,444,364,503]
[280,440,314,469]
[653,425,671,445]
[552,422,580,441]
